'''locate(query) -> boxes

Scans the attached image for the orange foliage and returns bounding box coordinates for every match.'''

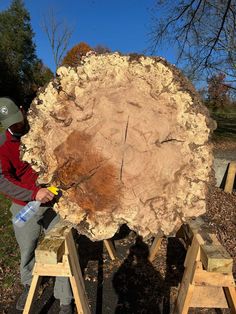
[61,42,92,67]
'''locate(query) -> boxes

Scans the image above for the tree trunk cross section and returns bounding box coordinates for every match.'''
[21,53,215,241]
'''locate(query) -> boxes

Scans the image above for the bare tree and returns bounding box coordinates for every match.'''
[150,0,236,87]
[42,8,73,70]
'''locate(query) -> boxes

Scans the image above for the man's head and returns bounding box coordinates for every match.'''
[0,97,24,129]
[0,97,29,136]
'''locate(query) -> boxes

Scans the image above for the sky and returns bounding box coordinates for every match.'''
[0,0,177,72]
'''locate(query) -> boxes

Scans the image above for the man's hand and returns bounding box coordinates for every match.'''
[35,188,54,203]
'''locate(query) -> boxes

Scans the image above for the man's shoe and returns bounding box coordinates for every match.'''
[59,304,72,314]
[16,285,30,310]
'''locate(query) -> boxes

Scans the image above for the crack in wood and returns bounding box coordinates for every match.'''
[70,164,104,189]
[57,160,103,190]
[124,116,130,142]
[160,138,184,144]
[119,158,124,182]
[127,101,142,108]
[120,116,130,182]
[61,89,84,111]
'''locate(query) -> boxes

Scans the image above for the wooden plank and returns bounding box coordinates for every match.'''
[149,236,162,262]
[208,233,221,245]
[182,219,233,273]
[224,287,236,314]
[66,231,91,314]
[69,276,88,314]
[190,286,229,308]
[224,161,236,193]
[35,238,65,264]
[104,239,116,260]
[65,236,85,290]
[175,235,201,314]
[192,264,235,287]
[184,234,204,267]
[33,259,71,277]
[23,275,41,314]
[200,244,233,273]
[176,284,195,314]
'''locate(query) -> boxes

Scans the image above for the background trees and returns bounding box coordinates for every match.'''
[0,1,112,107]
[206,73,232,111]
[61,42,112,67]
[42,8,73,70]
[151,0,236,89]
[0,0,53,108]
[61,42,92,67]
[205,73,233,113]
[93,44,111,54]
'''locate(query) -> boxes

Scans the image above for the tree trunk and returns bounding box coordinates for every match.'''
[21,53,215,241]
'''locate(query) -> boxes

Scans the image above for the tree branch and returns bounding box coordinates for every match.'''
[204,0,232,66]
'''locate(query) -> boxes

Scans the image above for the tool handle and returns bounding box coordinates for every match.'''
[47,186,60,195]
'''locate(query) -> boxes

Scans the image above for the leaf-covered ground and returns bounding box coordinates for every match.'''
[0,195,21,313]
[0,136,235,314]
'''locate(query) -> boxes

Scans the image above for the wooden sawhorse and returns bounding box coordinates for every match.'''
[175,218,236,313]
[23,222,91,314]
[149,217,236,313]
[23,221,116,313]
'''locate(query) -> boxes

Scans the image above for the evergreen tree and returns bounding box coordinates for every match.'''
[0,0,53,107]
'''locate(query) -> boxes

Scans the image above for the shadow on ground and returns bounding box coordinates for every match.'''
[112,236,163,314]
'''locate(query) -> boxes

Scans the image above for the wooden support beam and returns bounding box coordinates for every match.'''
[103,239,116,260]
[192,262,235,287]
[223,287,236,314]
[181,218,233,273]
[190,286,229,308]
[23,276,42,314]
[35,238,65,264]
[175,235,202,314]
[184,234,204,268]
[149,236,163,262]
[33,257,72,277]
[200,244,233,273]
[66,231,90,314]
[224,161,236,193]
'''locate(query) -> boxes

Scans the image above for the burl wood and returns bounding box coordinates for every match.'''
[21,53,214,241]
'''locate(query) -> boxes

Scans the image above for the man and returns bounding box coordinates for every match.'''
[0,97,73,313]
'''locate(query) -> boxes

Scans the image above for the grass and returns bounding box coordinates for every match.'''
[213,130,236,139]
[0,194,20,290]
[208,107,236,139]
[0,130,20,287]
[209,105,236,115]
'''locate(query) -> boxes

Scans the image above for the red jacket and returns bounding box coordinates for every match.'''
[0,130,40,205]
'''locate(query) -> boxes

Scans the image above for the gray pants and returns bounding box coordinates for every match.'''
[10,203,73,305]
